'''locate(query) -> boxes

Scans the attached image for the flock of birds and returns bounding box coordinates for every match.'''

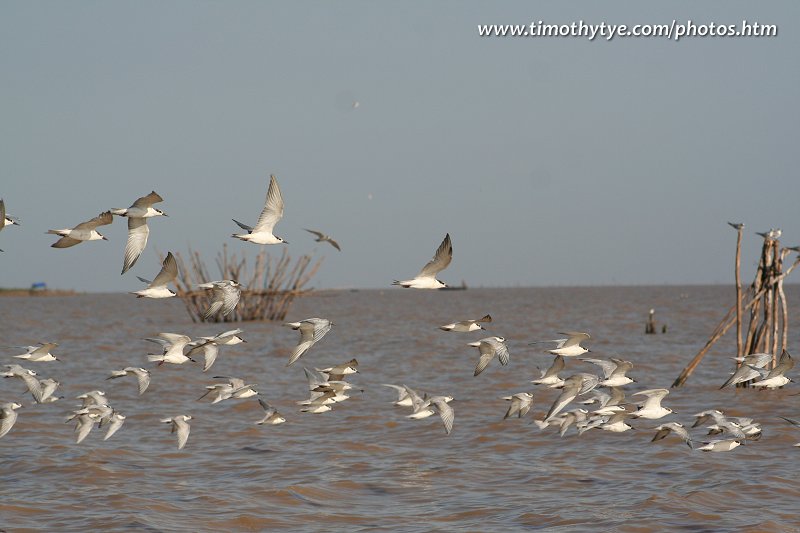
[1,177,799,452]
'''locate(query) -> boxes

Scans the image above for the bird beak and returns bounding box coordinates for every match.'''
[102,236,108,241]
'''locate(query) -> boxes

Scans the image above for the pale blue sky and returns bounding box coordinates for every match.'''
[1,2,798,291]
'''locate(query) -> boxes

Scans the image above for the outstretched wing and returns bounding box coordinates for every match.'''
[417,233,452,278]
[122,217,149,274]
[253,175,284,232]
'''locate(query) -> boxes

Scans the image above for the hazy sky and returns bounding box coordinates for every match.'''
[1,2,798,292]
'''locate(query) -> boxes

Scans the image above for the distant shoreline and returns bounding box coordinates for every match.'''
[0,288,78,297]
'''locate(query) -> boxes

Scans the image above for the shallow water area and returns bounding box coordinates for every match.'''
[1,286,799,531]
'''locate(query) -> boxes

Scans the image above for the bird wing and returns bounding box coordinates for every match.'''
[174,418,191,450]
[0,199,5,233]
[200,344,219,372]
[0,407,18,438]
[477,314,492,323]
[133,369,150,394]
[326,238,341,251]
[150,252,178,287]
[309,319,332,343]
[253,175,284,232]
[431,398,454,434]
[543,355,565,378]
[304,229,324,239]
[232,219,253,231]
[473,351,494,376]
[122,217,149,274]
[132,191,163,209]
[51,236,83,248]
[545,379,581,421]
[560,332,590,347]
[74,211,114,231]
[417,233,452,278]
[582,358,616,379]
[403,385,426,413]
[221,284,241,316]
[768,350,794,378]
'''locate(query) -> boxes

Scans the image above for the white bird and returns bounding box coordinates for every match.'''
[255,399,286,425]
[47,210,113,248]
[468,336,510,376]
[72,413,99,444]
[750,350,794,389]
[531,355,566,387]
[283,318,332,366]
[600,412,634,433]
[232,174,287,245]
[439,314,492,332]
[502,392,534,419]
[382,383,413,407]
[187,329,245,373]
[0,199,20,252]
[13,343,60,362]
[392,233,452,289]
[316,359,358,381]
[696,439,742,452]
[132,252,178,298]
[756,228,781,240]
[652,422,693,448]
[198,280,241,320]
[111,191,167,275]
[145,332,195,365]
[720,353,772,389]
[106,367,151,395]
[530,332,591,357]
[76,390,108,408]
[581,357,635,387]
[1,199,20,229]
[161,415,192,450]
[38,378,61,403]
[404,386,454,435]
[103,413,126,441]
[3,364,43,403]
[0,402,23,438]
[304,229,341,251]
[544,374,598,421]
[631,388,673,420]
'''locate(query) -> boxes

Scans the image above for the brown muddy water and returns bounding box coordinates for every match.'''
[1,286,799,532]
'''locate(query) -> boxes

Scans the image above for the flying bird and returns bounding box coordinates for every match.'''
[393,233,452,289]
[12,343,60,362]
[161,415,192,450]
[145,332,195,365]
[0,199,20,252]
[232,174,287,245]
[631,388,673,420]
[0,402,23,438]
[111,191,167,275]
[502,392,534,420]
[439,314,492,332]
[132,252,178,298]
[198,280,241,320]
[651,422,693,448]
[47,211,113,248]
[304,229,341,251]
[530,332,591,357]
[468,336,510,376]
[255,399,286,425]
[106,367,151,395]
[187,328,246,372]
[283,317,333,366]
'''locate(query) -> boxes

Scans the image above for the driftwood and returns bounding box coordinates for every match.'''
[672,227,798,388]
[168,245,323,323]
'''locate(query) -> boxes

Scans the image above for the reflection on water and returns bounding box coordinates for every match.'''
[1,286,799,531]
